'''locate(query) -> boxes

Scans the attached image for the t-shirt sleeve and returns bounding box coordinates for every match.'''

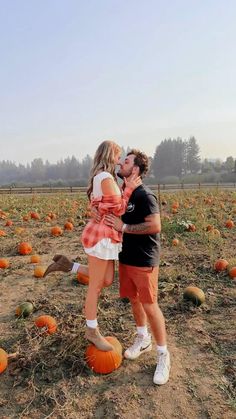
[141,193,159,217]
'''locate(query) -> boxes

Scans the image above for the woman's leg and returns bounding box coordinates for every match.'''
[85,256,112,319]
[84,256,114,351]
[103,260,115,287]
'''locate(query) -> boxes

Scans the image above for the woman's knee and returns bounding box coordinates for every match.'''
[103,277,113,287]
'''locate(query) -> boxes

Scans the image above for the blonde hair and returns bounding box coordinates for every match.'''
[87,140,121,199]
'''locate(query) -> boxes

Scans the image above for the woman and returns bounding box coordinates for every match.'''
[44,140,141,351]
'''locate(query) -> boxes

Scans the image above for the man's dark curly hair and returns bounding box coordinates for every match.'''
[127,149,149,178]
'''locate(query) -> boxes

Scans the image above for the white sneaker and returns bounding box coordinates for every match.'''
[124,334,152,360]
[153,350,170,385]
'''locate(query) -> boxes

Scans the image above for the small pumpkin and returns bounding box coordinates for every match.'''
[0,258,10,269]
[18,242,32,255]
[77,272,89,285]
[15,302,34,318]
[35,315,57,334]
[172,238,179,246]
[34,266,45,278]
[30,254,41,263]
[0,230,7,237]
[187,223,196,232]
[64,221,74,231]
[85,336,122,374]
[51,226,63,236]
[214,259,229,272]
[225,219,234,229]
[228,266,236,279]
[0,348,8,374]
[30,212,40,220]
[5,220,13,227]
[183,286,205,306]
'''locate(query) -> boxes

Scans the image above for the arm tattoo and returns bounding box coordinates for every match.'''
[126,223,150,233]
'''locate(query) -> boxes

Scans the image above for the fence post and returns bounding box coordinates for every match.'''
[70,186,73,193]
[181,182,184,189]
[198,183,201,189]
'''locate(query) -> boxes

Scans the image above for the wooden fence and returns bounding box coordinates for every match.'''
[0,183,235,195]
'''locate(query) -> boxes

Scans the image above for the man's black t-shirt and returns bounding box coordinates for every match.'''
[119,184,160,267]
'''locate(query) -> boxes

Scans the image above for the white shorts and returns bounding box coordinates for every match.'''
[84,238,122,260]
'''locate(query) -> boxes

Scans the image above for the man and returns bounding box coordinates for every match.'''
[104,150,170,385]
[44,149,170,385]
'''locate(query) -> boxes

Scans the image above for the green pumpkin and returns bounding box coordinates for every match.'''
[15,302,34,318]
[183,286,205,306]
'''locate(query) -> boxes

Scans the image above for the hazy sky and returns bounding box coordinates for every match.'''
[0,0,235,165]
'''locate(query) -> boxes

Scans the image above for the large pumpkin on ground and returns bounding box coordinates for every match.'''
[183,286,205,306]
[35,315,57,334]
[85,336,122,374]
[0,348,8,374]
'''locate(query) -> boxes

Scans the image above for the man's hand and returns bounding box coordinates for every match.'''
[104,214,123,232]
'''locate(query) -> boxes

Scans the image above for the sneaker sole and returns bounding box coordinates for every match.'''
[124,343,152,360]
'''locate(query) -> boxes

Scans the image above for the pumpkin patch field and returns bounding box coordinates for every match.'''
[0,190,235,418]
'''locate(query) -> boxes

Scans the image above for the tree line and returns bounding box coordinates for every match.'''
[0,138,235,186]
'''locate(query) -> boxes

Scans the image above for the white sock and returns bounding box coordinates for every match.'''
[137,326,149,337]
[157,344,168,354]
[71,262,80,273]
[86,319,98,328]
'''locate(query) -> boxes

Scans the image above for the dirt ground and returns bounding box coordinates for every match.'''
[0,192,235,418]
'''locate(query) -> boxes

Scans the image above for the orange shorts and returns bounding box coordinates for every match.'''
[119,263,159,304]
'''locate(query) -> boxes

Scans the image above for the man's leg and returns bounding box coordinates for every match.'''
[142,301,166,346]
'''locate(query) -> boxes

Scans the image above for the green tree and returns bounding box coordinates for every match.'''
[186,136,201,173]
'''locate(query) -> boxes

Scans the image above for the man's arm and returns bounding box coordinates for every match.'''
[104,213,161,235]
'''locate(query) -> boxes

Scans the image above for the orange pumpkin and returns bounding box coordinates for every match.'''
[64,221,74,231]
[172,238,179,246]
[30,212,40,220]
[0,258,10,269]
[77,272,89,285]
[187,223,196,232]
[5,220,13,227]
[30,254,41,263]
[51,226,63,236]
[0,230,7,237]
[0,348,8,374]
[214,259,229,272]
[35,315,57,334]
[206,224,214,232]
[228,266,236,279]
[34,266,45,278]
[23,215,30,221]
[85,336,122,374]
[18,242,32,255]
[225,219,234,229]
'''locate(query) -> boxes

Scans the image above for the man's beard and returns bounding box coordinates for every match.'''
[117,171,124,179]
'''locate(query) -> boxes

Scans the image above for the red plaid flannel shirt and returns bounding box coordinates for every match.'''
[81,187,133,248]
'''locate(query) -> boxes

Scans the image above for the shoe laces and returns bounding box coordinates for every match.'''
[129,334,146,351]
[156,352,168,373]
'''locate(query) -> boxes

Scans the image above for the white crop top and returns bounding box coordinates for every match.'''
[92,171,121,198]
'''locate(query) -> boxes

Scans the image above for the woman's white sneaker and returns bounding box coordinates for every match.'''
[124,334,152,360]
[153,350,170,385]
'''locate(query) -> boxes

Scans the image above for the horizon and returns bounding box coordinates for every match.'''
[1,1,236,164]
